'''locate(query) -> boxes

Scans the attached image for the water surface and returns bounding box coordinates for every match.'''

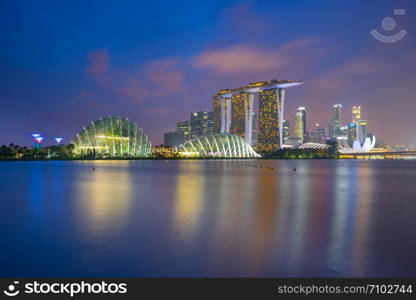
[0,160,415,277]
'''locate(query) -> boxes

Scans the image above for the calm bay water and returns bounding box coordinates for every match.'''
[0,159,415,277]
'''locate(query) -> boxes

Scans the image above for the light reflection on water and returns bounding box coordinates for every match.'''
[76,161,133,238]
[0,159,415,277]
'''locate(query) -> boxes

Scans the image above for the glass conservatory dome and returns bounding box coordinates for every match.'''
[73,116,152,157]
[179,133,260,158]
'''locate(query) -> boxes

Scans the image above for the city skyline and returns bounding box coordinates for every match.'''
[164,99,378,149]
[1,0,415,146]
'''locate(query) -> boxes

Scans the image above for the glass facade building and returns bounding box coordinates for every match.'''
[190,111,214,139]
[179,133,260,158]
[329,104,342,138]
[294,107,307,144]
[73,116,152,157]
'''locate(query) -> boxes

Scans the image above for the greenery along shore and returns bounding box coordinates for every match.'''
[0,143,338,160]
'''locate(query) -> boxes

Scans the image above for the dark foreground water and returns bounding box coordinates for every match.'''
[0,160,415,277]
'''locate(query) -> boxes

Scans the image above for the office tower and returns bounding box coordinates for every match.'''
[176,120,190,141]
[190,111,214,139]
[294,107,307,144]
[258,89,279,151]
[352,106,361,123]
[357,119,368,143]
[164,132,185,148]
[348,106,368,146]
[329,104,342,138]
[283,120,290,144]
[347,122,357,146]
[311,123,326,144]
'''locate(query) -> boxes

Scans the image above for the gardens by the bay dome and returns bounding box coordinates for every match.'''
[179,133,260,158]
[73,116,152,157]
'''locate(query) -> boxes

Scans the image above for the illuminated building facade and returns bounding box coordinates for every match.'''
[348,106,369,146]
[176,120,190,141]
[283,120,290,144]
[212,97,222,133]
[329,104,342,138]
[190,111,214,139]
[358,119,368,142]
[212,79,303,149]
[294,107,307,144]
[258,89,279,151]
[352,106,361,122]
[311,123,326,144]
[73,116,152,157]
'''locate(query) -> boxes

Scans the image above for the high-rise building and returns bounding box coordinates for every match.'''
[329,104,342,138]
[164,132,185,148]
[348,122,358,145]
[294,107,307,144]
[258,89,279,151]
[358,119,368,143]
[311,123,326,144]
[212,97,222,133]
[176,120,190,141]
[229,93,254,145]
[348,106,369,146]
[352,106,361,122]
[283,120,290,144]
[190,111,213,139]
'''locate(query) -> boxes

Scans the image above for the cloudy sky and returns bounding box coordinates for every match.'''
[1,0,415,145]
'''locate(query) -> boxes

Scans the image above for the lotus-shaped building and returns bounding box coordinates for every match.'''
[352,135,376,152]
[179,133,260,158]
[73,116,152,157]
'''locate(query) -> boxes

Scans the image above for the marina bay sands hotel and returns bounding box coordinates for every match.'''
[212,79,303,151]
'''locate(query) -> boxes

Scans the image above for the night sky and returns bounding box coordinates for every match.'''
[1,0,415,146]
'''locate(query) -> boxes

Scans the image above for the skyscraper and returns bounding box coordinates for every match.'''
[311,123,326,144]
[352,106,361,123]
[190,111,214,139]
[229,93,254,145]
[329,104,342,138]
[213,97,221,134]
[176,120,190,141]
[348,106,368,146]
[283,120,290,144]
[358,119,368,142]
[294,107,307,144]
[258,89,279,151]
[348,122,357,145]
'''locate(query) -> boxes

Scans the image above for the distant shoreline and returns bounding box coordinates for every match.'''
[0,157,353,162]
